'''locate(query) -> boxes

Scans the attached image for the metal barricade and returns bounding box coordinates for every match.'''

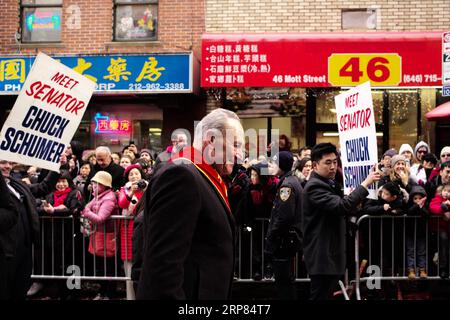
[33,216,313,298]
[354,214,447,300]
[31,215,134,299]
[234,218,310,283]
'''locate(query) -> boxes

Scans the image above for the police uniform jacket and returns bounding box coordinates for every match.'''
[137,159,235,300]
[302,171,368,275]
[265,171,303,257]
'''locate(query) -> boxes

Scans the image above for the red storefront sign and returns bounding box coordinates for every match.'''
[201,32,442,87]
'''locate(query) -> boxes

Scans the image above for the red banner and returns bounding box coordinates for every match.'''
[201,32,442,87]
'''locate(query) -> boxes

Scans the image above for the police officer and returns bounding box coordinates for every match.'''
[265,151,303,300]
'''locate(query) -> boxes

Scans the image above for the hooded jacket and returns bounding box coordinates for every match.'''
[407,185,428,217]
[414,141,430,160]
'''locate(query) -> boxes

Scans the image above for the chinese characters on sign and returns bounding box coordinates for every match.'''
[95,113,131,134]
[204,44,269,85]
[201,33,442,87]
[0,54,192,93]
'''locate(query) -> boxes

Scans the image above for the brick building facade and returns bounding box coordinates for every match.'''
[205,0,448,32]
[0,0,206,153]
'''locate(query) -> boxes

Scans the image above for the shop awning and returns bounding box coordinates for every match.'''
[425,101,450,121]
[201,31,442,88]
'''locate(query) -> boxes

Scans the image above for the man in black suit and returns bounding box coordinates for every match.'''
[0,174,18,300]
[137,108,244,300]
[0,160,60,299]
[302,143,380,300]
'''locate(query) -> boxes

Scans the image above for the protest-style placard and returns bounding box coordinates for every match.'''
[0,52,96,172]
[334,81,378,199]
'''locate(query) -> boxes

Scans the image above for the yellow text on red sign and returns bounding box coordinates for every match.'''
[328,54,402,86]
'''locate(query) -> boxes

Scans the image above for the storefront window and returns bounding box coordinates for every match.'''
[316,89,339,124]
[420,88,437,152]
[91,103,163,153]
[315,88,385,156]
[316,89,383,124]
[372,90,383,124]
[241,117,268,159]
[21,0,62,43]
[114,0,158,41]
[388,90,419,151]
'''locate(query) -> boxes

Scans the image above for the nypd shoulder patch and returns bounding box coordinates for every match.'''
[279,187,292,201]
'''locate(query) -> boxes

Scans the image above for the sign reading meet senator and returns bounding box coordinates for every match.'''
[0,52,96,172]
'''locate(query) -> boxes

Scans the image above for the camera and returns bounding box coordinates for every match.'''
[136,179,147,190]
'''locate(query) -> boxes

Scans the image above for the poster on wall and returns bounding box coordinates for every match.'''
[334,81,378,199]
[0,52,96,172]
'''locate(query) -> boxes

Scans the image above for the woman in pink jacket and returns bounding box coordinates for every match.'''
[81,171,119,299]
[118,164,147,300]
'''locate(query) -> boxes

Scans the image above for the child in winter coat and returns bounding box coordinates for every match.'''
[362,182,407,276]
[364,181,406,216]
[405,185,428,279]
[430,182,450,279]
[73,162,91,195]
[438,183,450,212]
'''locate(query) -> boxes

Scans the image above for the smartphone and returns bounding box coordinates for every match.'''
[41,200,48,206]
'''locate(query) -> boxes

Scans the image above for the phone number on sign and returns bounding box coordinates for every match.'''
[128,83,185,90]
[402,74,439,84]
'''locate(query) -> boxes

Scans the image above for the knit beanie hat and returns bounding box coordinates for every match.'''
[383,148,397,159]
[399,144,414,156]
[272,151,294,173]
[124,163,143,178]
[441,146,450,157]
[409,185,427,199]
[140,148,152,157]
[414,141,430,158]
[391,154,407,168]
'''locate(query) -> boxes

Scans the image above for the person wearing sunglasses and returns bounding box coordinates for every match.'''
[414,141,430,163]
[411,141,431,185]
[441,147,450,165]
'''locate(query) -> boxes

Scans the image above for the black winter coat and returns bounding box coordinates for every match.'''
[84,161,124,200]
[5,171,60,251]
[265,171,303,258]
[137,161,235,300]
[0,175,18,300]
[302,171,368,275]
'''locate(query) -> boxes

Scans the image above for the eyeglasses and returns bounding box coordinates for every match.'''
[417,150,427,154]
[442,154,450,158]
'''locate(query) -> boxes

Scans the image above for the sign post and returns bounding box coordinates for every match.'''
[334,81,378,199]
[0,52,96,172]
[443,31,450,96]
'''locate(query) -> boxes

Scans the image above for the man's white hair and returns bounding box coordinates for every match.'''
[95,146,112,156]
[193,108,241,150]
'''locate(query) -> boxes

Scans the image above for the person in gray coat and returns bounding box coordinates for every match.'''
[302,143,380,300]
